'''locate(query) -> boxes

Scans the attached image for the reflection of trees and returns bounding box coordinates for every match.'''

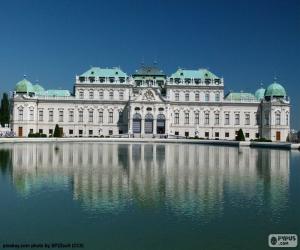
[0,148,11,175]
[6,143,290,218]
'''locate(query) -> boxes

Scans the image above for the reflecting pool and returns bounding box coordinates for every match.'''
[0,143,299,249]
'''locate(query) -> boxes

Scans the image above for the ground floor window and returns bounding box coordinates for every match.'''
[109,130,113,135]
[225,132,229,138]
[175,131,179,136]
[185,132,189,137]
[245,133,249,138]
[39,129,43,134]
[79,130,83,137]
[89,130,93,136]
[49,129,53,135]
[256,133,259,138]
[215,132,219,137]
[205,132,209,138]
[30,129,33,134]
[69,129,73,135]
[119,130,123,134]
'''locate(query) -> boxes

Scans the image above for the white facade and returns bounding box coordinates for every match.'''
[11,66,291,141]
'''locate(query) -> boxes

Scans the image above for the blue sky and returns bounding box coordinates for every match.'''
[0,0,299,128]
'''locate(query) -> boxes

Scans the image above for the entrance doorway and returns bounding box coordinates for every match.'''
[144,113,153,134]
[276,131,281,141]
[132,113,141,133]
[157,114,165,134]
[18,127,23,137]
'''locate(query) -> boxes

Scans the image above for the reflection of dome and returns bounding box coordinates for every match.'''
[15,79,34,93]
[264,81,286,98]
[255,87,265,100]
[33,84,45,93]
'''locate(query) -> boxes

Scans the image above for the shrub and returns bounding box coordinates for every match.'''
[53,124,62,137]
[236,129,245,141]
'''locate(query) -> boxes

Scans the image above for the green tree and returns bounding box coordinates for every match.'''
[0,93,10,127]
[53,124,61,137]
[236,129,245,141]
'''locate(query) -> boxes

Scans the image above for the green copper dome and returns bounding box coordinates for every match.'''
[33,84,45,93]
[15,78,34,93]
[264,81,286,97]
[255,87,265,100]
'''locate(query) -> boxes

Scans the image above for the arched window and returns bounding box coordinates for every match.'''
[275,112,281,125]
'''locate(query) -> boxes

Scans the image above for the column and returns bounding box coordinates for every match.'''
[153,119,157,135]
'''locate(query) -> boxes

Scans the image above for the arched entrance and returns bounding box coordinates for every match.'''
[132,113,141,133]
[157,114,165,134]
[144,113,153,134]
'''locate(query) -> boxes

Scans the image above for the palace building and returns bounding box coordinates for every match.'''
[11,65,291,141]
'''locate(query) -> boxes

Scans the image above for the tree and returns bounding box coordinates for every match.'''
[0,93,10,127]
[53,124,61,137]
[236,129,245,141]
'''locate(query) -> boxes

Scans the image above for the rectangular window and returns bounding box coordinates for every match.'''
[39,129,43,134]
[49,129,53,135]
[49,110,53,122]
[79,129,83,136]
[185,132,189,137]
[109,130,113,135]
[205,113,209,125]
[184,113,189,124]
[174,113,179,124]
[99,91,104,100]
[256,133,259,138]
[109,112,113,123]
[175,93,179,101]
[30,129,33,134]
[245,113,250,125]
[225,113,230,125]
[215,113,220,125]
[88,110,93,123]
[59,110,63,122]
[195,113,199,125]
[245,133,250,138]
[89,130,93,136]
[99,111,103,123]
[29,109,34,121]
[205,132,209,138]
[275,113,281,125]
[215,93,220,102]
[195,93,200,101]
[205,93,210,102]
[69,129,73,135]
[235,113,240,125]
[109,91,114,100]
[69,110,74,122]
[89,91,94,99]
[119,91,124,100]
[286,113,289,126]
[79,91,84,99]
[215,132,219,137]
[225,132,229,138]
[79,110,83,122]
[38,110,43,122]
[175,131,179,136]
[185,93,189,101]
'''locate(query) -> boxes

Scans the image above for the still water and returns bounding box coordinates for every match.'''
[0,143,299,250]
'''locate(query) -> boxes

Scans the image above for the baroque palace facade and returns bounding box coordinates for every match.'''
[11,65,291,141]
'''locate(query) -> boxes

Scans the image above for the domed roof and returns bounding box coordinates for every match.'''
[255,87,265,100]
[33,84,45,93]
[15,78,34,93]
[264,81,286,97]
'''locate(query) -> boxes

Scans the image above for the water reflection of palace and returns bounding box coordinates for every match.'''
[2,143,290,217]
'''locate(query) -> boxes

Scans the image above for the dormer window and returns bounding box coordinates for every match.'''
[214,79,220,84]
[119,77,125,83]
[174,78,180,84]
[115,71,118,75]
[194,79,201,84]
[89,76,95,82]
[109,77,115,83]
[79,76,85,82]
[180,72,184,76]
[205,79,211,84]
[185,78,191,84]
[91,71,94,75]
[99,77,105,83]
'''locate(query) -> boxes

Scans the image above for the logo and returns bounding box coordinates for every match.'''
[268,234,298,248]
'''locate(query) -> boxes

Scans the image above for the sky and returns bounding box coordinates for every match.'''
[0,0,299,128]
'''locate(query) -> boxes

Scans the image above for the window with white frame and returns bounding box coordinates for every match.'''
[89,90,94,99]
[205,113,209,125]
[205,93,210,102]
[88,110,93,123]
[175,92,179,101]
[286,113,289,126]
[275,113,281,125]
[99,91,104,100]
[18,108,23,121]
[108,111,113,123]
[38,110,43,122]
[215,92,220,102]
[184,112,189,124]
[59,110,63,122]
[49,110,53,122]
[98,111,103,123]
[195,112,199,124]
[69,110,74,122]
[29,109,34,121]
[225,113,230,125]
[215,113,220,125]
[195,92,200,101]
[235,113,240,125]
[79,110,83,122]
[245,113,250,125]
[185,93,189,101]
[79,91,84,99]
[174,112,179,124]
[109,91,114,100]
[119,91,124,100]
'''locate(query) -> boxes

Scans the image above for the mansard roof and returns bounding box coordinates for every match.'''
[170,68,219,79]
[224,92,257,102]
[133,65,165,76]
[81,67,127,78]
